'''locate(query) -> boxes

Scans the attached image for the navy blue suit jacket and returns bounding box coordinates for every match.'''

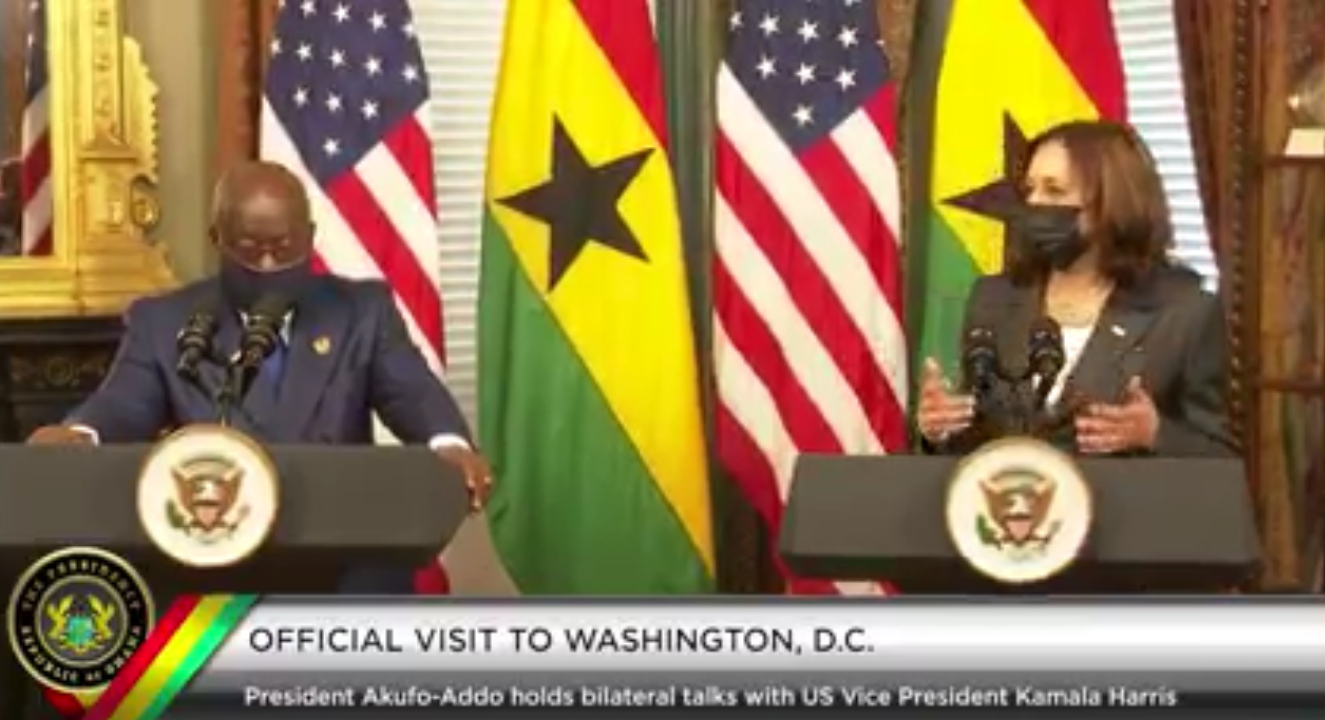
[71,275,469,445]
[68,275,470,594]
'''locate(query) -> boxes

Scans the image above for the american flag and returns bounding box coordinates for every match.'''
[261,0,444,372]
[714,0,907,595]
[260,0,450,593]
[20,0,52,256]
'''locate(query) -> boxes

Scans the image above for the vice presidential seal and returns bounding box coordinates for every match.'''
[137,424,279,568]
[7,547,154,693]
[945,438,1092,584]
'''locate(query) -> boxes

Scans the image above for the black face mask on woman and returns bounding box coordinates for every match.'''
[1013,204,1088,270]
[220,257,314,311]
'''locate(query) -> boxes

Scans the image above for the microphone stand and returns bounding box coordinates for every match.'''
[215,356,263,429]
[976,370,1057,439]
[215,364,242,428]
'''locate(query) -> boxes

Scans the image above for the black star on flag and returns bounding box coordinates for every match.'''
[496,117,652,292]
[943,113,1029,232]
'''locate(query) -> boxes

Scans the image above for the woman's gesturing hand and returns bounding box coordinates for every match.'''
[916,357,976,443]
[1075,377,1160,454]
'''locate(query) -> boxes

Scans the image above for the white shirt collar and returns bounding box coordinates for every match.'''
[239,311,293,343]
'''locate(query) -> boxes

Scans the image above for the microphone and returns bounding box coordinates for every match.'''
[235,295,291,371]
[1028,317,1066,410]
[215,294,289,427]
[175,307,219,382]
[961,326,1001,397]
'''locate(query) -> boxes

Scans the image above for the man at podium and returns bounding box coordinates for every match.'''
[915,120,1236,458]
[25,161,492,591]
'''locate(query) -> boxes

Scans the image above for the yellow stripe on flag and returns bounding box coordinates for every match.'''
[486,0,711,568]
[932,0,1101,274]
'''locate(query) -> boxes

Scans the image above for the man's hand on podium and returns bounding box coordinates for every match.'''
[435,444,493,513]
[26,425,95,445]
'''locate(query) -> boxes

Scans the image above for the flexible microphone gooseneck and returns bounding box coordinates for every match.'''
[216,295,291,426]
[235,295,291,372]
[175,308,219,383]
[1027,317,1066,411]
[962,326,1001,399]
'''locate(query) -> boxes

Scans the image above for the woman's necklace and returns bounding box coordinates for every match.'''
[1045,279,1115,328]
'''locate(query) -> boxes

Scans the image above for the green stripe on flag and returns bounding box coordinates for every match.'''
[479,214,711,594]
[913,212,982,379]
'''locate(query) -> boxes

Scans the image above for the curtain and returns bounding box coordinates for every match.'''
[1176,0,1325,591]
[1171,0,1254,444]
[214,0,278,181]
[1172,0,1246,270]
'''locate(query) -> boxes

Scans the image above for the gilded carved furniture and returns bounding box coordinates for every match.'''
[0,0,173,315]
[0,0,174,441]
[0,0,174,448]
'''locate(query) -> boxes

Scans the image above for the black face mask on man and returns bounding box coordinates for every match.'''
[220,257,313,310]
[1013,204,1088,270]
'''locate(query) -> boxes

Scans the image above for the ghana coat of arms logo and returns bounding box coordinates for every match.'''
[7,548,154,693]
[138,424,280,567]
[946,438,1092,584]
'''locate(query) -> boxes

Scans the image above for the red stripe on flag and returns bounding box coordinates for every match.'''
[712,402,839,596]
[796,148,906,449]
[21,133,51,255]
[81,596,202,720]
[863,85,899,152]
[27,226,52,257]
[568,0,668,148]
[323,168,443,354]
[800,136,900,302]
[382,118,439,217]
[716,134,898,449]
[1021,0,1127,119]
[20,135,48,199]
[712,261,841,454]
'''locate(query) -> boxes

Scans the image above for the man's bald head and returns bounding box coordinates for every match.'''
[210,161,315,270]
[212,161,311,225]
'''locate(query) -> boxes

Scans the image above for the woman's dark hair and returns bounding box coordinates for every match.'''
[1006,120,1173,287]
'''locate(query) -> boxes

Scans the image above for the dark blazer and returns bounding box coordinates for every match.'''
[70,275,470,445]
[933,265,1236,457]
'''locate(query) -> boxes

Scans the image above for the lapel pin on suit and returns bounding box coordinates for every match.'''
[313,336,332,355]
[1110,324,1126,337]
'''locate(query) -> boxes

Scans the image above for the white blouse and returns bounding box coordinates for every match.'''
[1045,324,1094,406]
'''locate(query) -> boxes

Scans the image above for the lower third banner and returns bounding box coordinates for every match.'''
[25,598,1325,718]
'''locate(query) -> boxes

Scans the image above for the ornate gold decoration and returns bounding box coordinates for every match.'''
[0,0,176,319]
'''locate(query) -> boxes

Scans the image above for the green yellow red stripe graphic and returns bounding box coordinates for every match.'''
[44,595,255,720]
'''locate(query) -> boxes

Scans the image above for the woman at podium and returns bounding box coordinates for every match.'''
[916,120,1236,458]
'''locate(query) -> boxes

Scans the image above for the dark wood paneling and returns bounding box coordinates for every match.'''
[0,317,122,442]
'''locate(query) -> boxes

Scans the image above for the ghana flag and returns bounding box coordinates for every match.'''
[479,0,713,593]
[911,0,1127,374]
